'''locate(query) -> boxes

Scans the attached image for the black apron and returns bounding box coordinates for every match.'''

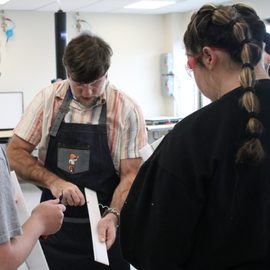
[40,89,129,270]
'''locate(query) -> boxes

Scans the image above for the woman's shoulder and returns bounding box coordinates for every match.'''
[175,87,244,130]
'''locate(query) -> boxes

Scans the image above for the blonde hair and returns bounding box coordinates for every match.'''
[184,4,270,164]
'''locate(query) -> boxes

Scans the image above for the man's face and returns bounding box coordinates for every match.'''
[68,74,107,108]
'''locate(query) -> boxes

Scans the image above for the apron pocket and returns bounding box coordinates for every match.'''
[57,144,90,174]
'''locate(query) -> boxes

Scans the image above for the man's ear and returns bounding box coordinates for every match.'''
[202,47,217,71]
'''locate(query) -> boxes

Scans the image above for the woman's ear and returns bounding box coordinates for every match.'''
[202,47,217,71]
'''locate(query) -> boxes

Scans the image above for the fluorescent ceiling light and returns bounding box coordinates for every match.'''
[0,0,10,4]
[125,1,175,9]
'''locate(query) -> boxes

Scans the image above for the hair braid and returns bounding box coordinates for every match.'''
[184,3,267,164]
[231,4,264,164]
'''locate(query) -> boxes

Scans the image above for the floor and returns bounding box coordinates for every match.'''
[19,182,136,270]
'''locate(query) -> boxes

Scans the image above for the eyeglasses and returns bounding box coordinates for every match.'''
[185,47,226,78]
[68,73,107,89]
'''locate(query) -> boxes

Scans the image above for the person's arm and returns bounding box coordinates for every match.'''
[6,134,85,206]
[0,199,65,270]
[120,159,206,269]
[98,157,141,250]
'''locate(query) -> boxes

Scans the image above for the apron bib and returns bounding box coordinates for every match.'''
[40,89,129,270]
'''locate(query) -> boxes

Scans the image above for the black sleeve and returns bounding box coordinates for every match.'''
[120,157,205,270]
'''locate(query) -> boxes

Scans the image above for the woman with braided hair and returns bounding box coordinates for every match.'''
[120,3,270,270]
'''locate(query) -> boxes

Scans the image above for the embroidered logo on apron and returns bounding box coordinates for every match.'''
[68,153,80,172]
[57,144,90,174]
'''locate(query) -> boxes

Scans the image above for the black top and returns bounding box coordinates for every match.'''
[120,80,270,270]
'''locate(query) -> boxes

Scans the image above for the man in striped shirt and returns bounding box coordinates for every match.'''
[6,33,147,270]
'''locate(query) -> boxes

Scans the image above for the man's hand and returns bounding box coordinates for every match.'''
[50,180,85,206]
[96,158,141,250]
[6,135,85,208]
[98,213,118,250]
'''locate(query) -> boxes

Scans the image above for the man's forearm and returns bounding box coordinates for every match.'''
[109,178,132,212]
[6,135,85,204]
[7,147,58,189]
[6,135,64,195]
[109,158,141,212]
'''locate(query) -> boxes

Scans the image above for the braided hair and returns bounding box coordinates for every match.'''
[184,4,270,164]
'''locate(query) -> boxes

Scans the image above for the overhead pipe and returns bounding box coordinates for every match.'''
[54,8,67,80]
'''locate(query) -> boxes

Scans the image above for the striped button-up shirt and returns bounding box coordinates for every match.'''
[14,79,147,175]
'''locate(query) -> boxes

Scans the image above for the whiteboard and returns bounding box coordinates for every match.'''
[0,92,24,130]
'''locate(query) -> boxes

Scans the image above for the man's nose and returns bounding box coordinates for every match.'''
[82,86,93,96]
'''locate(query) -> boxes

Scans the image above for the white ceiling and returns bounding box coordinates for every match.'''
[0,0,229,14]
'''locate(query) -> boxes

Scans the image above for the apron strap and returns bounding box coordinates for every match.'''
[99,102,107,125]
[49,87,72,137]
[50,86,107,136]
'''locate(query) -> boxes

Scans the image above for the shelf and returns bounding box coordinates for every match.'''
[0,129,13,138]
[146,124,175,131]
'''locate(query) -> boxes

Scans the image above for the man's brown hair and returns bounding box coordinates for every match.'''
[62,32,113,83]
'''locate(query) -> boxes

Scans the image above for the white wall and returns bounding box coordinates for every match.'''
[0,12,55,110]
[76,14,166,118]
[0,11,171,118]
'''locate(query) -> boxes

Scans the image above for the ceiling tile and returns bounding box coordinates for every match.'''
[0,0,54,11]
[75,0,137,13]
[0,0,251,14]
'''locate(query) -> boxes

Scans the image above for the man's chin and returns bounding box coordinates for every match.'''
[78,97,99,108]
